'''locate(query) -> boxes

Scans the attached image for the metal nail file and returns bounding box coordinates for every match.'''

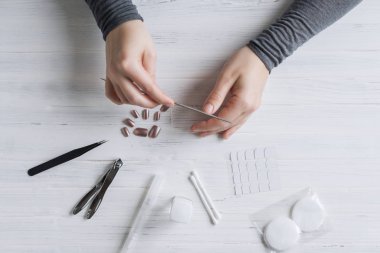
[174,102,232,124]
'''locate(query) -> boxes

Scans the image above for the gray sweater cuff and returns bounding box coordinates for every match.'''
[85,0,143,40]
[248,0,362,72]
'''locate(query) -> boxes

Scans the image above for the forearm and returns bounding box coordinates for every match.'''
[85,0,143,40]
[247,0,362,71]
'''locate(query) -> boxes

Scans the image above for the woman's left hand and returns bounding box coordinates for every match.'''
[191,46,269,139]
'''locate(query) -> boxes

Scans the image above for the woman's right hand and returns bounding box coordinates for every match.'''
[104,20,174,108]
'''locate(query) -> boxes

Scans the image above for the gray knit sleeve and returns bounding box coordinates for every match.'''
[85,0,143,40]
[247,0,362,71]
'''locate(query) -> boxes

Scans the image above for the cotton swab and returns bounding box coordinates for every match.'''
[189,175,219,225]
[190,170,222,220]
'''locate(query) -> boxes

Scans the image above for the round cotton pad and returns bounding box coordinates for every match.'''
[170,196,193,223]
[291,196,326,232]
[264,217,300,251]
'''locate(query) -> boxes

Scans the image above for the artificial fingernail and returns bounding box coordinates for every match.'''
[133,128,148,137]
[160,105,170,112]
[148,125,161,138]
[203,103,213,114]
[123,118,135,127]
[121,127,130,137]
[142,109,149,120]
[131,110,140,119]
[153,111,160,121]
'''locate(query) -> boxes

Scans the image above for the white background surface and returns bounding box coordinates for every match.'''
[1,0,380,252]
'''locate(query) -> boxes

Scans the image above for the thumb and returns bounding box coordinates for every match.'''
[203,74,236,114]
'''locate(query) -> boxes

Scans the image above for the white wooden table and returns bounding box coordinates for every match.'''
[1,1,379,252]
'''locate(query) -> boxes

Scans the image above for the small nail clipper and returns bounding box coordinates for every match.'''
[72,158,123,219]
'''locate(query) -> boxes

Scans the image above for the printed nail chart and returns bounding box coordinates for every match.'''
[229,147,281,196]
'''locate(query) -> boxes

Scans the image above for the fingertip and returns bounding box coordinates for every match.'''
[152,91,174,107]
[203,103,214,114]
[165,97,175,106]
[220,132,230,140]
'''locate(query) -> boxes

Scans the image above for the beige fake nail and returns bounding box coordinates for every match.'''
[142,109,149,120]
[133,128,148,137]
[148,125,161,138]
[131,110,140,119]
[153,111,160,121]
[123,118,135,128]
[121,127,130,137]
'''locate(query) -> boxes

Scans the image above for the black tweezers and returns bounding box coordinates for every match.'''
[28,140,107,176]
[72,159,123,219]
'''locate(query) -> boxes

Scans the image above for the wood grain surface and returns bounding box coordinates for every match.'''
[0,0,379,252]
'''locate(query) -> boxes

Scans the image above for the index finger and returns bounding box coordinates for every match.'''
[123,64,173,106]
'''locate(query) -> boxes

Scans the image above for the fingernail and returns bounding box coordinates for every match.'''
[203,103,214,114]
[168,100,175,106]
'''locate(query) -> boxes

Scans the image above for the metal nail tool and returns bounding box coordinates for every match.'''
[174,102,232,124]
[72,158,123,219]
[100,77,230,124]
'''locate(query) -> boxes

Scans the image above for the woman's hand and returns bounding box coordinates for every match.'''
[191,46,269,139]
[104,20,174,108]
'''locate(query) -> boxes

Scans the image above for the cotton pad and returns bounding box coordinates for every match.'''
[264,217,300,251]
[291,196,326,232]
[170,197,193,223]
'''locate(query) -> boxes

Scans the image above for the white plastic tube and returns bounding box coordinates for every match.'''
[189,175,218,225]
[119,175,164,253]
